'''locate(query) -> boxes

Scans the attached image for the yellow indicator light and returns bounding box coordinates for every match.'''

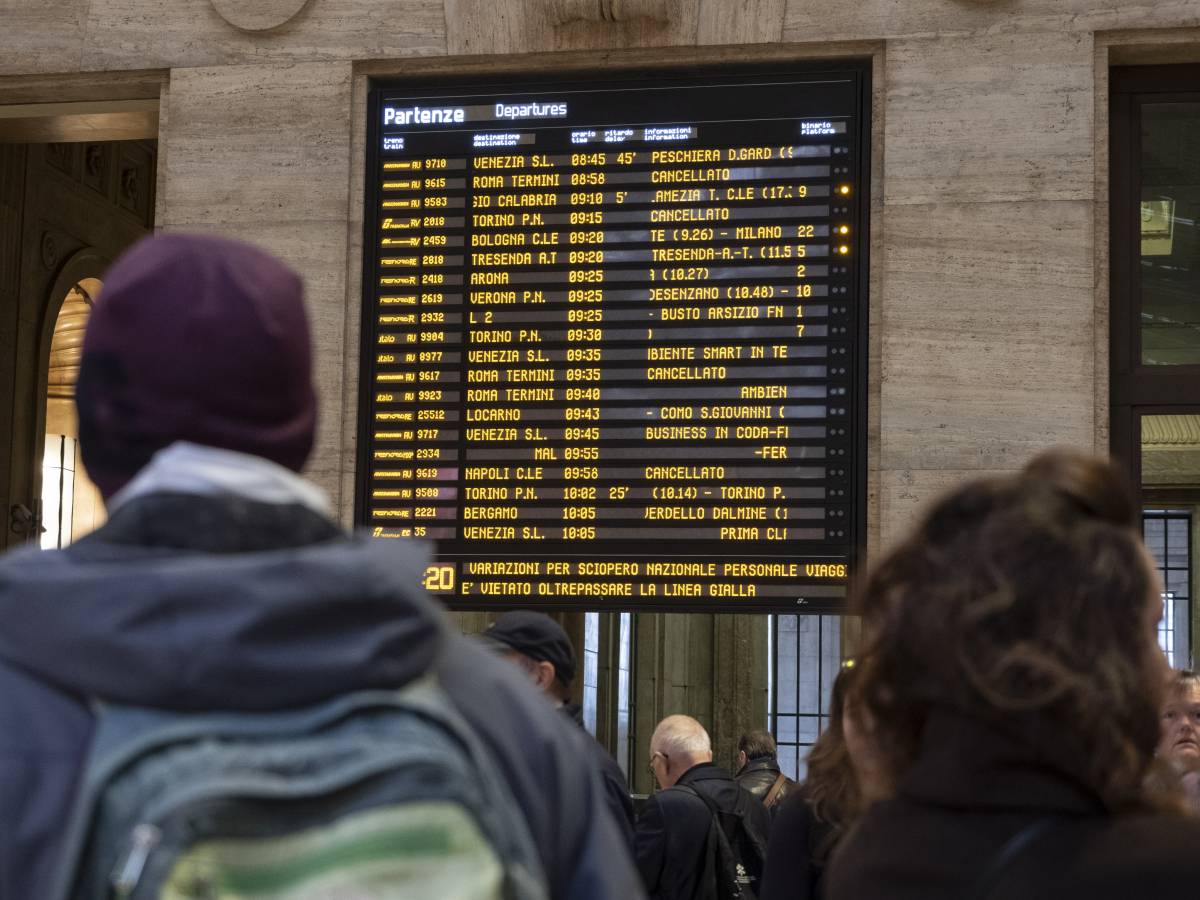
[838,245,850,255]
[838,225,850,235]
[838,185,851,195]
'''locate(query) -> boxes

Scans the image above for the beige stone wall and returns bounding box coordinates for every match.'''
[6,0,1200,529]
[8,0,1200,771]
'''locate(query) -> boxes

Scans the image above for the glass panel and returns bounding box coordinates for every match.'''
[40,435,78,551]
[582,612,599,735]
[775,615,798,714]
[1141,103,1200,365]
[1168,568,1191,598]
[40,436,65,551]
[797,744,812,782]
[796,716,820,745]
[616,612,631,780]
[1169,517,1191,568]
[775,714,797,745]
[1145,517,1166,553]
[772,744,795,783]
[795,616,821,715]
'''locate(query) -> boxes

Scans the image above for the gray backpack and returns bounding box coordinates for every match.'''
[51,678,548,900]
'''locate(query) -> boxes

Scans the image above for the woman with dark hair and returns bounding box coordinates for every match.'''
[760,666,861,900]
[826,449,1200,899]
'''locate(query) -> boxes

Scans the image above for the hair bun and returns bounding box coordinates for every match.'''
[1020,448,1136,529]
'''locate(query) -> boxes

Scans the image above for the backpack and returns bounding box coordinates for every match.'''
[674,784,768,900]
[50,677,548,900]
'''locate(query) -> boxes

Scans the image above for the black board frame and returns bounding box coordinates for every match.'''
[355,60,872,613]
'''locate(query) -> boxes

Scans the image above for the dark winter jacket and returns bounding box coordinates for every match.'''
[635,762,771,900]
[759,785,836,900]
[563,702,637,850]
[826,709,1200,900]
[735,755,796,811]
[0,486,644,900]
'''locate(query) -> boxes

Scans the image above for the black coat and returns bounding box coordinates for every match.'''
[635,762,772,900]
[562,702,637,850]
[826,709,1200,900]
[736,755,796,810]
[759,786,835,900]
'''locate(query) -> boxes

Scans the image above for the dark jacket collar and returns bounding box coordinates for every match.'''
[560,702,585,729]
[87,491,342,554]
[898,708,1106,817]
[738,755,781,778]
[676,761,733,788]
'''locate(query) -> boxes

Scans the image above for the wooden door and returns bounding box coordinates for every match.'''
[0,139,155,549]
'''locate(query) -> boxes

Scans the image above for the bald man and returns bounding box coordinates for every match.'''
[635,715,771,900]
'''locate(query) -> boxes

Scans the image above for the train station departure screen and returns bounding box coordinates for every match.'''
[359,66,869,613]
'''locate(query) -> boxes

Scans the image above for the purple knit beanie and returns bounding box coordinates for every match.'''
[76,233,316,500]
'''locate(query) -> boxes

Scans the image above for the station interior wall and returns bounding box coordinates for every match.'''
[6,0,1200,776]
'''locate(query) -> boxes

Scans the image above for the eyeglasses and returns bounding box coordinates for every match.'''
[647,750,667,777]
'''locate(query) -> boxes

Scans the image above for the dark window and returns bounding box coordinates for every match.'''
[1111,67,1200,464]
[1112,67,1200,669]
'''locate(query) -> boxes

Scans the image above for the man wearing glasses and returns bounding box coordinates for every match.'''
[636,715,771,900]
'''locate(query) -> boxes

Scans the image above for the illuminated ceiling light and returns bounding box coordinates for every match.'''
[838,225,850,235]
[838,185,851,195]
[838,245,850,255]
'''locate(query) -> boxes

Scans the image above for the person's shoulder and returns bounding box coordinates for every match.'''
[770,786,817,832]
[822,796,947,900]
[1062,813,1200,883]
[652,783,713,819]
[434,634,585,750]
[589,735,629,785]
[0,658,92,756]
[432,634,607,814]
[434,635,645,900]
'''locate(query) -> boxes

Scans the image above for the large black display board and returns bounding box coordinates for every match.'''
[358,65,870,613]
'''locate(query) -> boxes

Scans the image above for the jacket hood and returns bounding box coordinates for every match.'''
[0,533,445,711]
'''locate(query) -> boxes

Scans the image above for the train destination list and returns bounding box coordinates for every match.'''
[360,69,868,612]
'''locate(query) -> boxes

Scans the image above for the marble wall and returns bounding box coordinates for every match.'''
[5,0,1200,533]
[8,0,1200,771]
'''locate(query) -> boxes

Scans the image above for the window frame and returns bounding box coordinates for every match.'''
[1110,66,1200,470]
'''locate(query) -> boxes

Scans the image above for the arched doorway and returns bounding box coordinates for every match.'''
[0,137,155,549]
[40,277,106,548]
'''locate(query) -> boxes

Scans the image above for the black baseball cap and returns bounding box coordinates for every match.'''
[482,611,577,685]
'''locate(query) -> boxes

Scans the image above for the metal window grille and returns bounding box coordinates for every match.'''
[1143,509,1192,668]
[768,614,843,781]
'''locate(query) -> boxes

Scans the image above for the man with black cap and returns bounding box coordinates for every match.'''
[485,611,637,848]
[0,233,643,900]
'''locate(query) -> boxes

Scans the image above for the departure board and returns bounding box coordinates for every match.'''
[358,66,869,613]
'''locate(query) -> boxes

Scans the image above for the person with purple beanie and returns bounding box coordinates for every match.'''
[74,233,317,499]
[0,234,643,900]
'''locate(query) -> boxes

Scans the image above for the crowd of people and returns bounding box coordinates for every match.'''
[4,233,1200,898]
